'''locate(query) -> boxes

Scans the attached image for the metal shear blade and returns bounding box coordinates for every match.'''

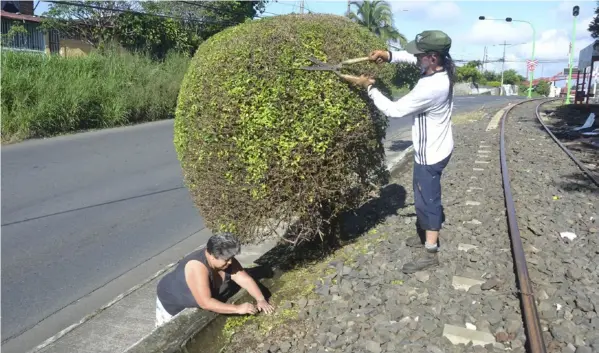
[300,56,370,72]
[300,57,339,72]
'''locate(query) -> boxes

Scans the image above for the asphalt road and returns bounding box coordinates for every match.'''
[0,94,524,352]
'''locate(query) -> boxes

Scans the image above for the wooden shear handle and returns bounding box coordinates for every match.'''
[341,57,371,65]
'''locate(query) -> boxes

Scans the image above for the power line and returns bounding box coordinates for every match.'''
[273,1,301,8]
[179,0,251,19]
[44,0,239,26]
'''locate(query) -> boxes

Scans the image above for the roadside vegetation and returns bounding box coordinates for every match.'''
[1,50,189,143]
[455,60,549,96]
[0,1,266,143]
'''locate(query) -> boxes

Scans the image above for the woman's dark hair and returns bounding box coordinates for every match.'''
[206,232,241,260]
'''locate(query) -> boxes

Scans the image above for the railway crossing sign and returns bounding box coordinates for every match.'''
[526,59,539,72]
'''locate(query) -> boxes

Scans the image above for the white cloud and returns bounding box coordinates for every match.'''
[551,1,596,23]
[464,16,596,78]
[515,29,592,62]
[391,1,461,23]
[466,20,533,46]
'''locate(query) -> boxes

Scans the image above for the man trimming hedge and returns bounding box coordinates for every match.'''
[343,30,455,273]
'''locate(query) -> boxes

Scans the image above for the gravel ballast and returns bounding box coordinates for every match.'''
[199,102,598,353]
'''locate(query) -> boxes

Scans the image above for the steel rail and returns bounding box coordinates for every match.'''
[499,99,547,353]
[534,100,599,187]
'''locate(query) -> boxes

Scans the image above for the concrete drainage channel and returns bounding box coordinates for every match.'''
[122,149,418,353]
[125,268,285,353]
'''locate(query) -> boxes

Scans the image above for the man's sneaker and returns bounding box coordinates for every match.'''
[402,249,439,273]
[405,235,424,247]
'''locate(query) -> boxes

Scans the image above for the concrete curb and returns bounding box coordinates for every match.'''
[28,256,185,353]
[386,145,414,172]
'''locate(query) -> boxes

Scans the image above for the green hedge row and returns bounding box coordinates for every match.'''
[1,50,190,143]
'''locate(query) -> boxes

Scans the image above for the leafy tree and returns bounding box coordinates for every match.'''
[141,1,267,40]
[41,1,267,58]
[589,1,599,38]
[0,24,28,46]
[41,1,136,48]
[482,70,500,82]
[535,79,550,96]
[456,61,482,83]
[348,0,407,48]
[111,12,201,59]
[502,69,525,85]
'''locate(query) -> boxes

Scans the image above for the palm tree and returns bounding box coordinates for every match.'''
[348,0,407,49]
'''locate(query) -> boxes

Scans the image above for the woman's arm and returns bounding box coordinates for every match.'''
[229,259,266,301]
[185,260,254,315]
[230,259,275,314]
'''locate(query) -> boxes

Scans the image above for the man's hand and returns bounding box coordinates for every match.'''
[236,302,257,315]
[340,74,375,89]
[256,299,275,314]
[369,50,390,64]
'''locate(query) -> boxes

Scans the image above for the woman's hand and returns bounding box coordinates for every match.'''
[256,299,275,314]
[236,302,257,315]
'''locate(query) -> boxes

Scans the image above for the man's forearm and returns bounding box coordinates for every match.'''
[388,50,415,64]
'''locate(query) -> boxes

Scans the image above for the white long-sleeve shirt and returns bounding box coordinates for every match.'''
[367,52,454,165]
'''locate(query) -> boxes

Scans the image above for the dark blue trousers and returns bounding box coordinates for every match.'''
[413,154,451,231]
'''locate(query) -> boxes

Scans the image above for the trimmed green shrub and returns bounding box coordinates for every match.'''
[486,81,501,87]
[174,14,402,244]
[1,50,190,143]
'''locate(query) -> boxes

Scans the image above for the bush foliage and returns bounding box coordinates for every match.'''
[175,14,403,244]
[1,50,189,143]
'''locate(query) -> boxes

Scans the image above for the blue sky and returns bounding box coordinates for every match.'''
[261,1,598,86]
[35,1,598,86]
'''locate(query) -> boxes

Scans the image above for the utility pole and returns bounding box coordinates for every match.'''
[498,41,510,96]
[482,46,487,72]
[565,5,580,104]
[346,0,351,16]
[299,0,304,14]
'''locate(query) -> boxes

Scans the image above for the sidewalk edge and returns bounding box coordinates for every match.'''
[28,259,182,353]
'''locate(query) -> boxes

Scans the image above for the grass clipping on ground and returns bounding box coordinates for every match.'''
[220,226,394,349]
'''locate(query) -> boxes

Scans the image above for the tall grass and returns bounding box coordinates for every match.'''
[1,49,190,143]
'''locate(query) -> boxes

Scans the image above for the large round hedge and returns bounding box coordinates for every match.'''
[174,14,401,244]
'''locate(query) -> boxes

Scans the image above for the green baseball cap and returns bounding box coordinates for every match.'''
[405,30,452,55]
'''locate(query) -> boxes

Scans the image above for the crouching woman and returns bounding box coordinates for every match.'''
[155,233,274,326]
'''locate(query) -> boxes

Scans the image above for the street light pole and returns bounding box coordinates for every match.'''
[506,18,536,98]
[565,6,580,104]
[500,40,507,96]
[479,16,536,99]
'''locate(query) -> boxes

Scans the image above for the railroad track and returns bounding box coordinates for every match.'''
[499,99,599,353]
[217,99,599,353]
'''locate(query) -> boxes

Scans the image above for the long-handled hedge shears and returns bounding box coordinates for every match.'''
[300,56,371,80]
